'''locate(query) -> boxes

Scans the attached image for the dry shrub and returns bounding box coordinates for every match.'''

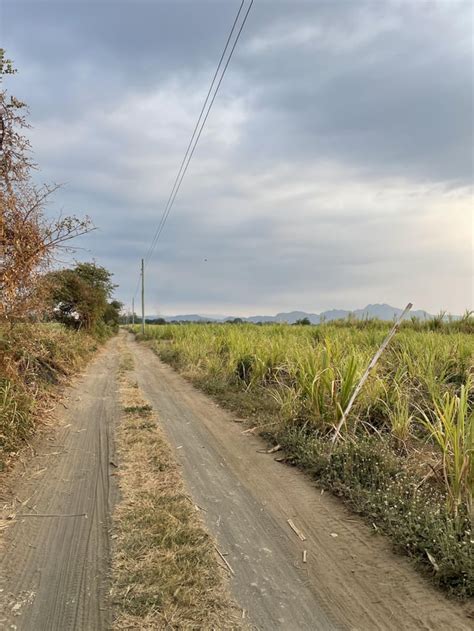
[0,49,92,322]
[0,323,98,469]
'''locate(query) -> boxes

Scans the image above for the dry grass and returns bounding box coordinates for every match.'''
[0,323,100,470]
[111,350,242,630]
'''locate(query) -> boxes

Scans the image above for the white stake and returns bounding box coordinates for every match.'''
[331,303,413,444]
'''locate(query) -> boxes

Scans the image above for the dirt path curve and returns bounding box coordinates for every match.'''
[0,336,120,631]
[128,333,471,631]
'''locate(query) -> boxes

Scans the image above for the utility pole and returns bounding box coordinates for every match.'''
[132,297,135,326]
[141,258,145,335]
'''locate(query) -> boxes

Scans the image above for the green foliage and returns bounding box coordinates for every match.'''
[280,428,473,597]
[145,317,167,325]
[0,48,17,76]
[420,383,473,524]
[74,262,117,298]
[45,262,121,332]
[104,300,123,329]
[294,317,311,326]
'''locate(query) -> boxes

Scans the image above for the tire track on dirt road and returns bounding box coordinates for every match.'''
[0,336,120,631]
[128,332,471,631]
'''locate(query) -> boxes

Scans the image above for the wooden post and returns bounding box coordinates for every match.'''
[331,302,413,444]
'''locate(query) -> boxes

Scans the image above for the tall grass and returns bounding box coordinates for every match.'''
[0,323,99,468]
[0,379,34,455]
[134,320,474,596]
[421,383,473,526]
[137,321,473,491]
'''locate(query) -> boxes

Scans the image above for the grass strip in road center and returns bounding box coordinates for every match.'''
[111,350,242,630]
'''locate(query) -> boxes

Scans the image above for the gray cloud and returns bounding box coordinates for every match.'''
[1,0,472,314]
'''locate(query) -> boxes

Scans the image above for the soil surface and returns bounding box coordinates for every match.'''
[0,331,471,630]
[0,337,120,631]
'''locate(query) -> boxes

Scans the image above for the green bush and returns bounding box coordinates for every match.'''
[279,428,473,598]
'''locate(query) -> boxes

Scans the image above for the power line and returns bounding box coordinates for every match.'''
[145,0,253,266]
[143,0,246,266]
[145,0,254,267]
[133,0,253,304]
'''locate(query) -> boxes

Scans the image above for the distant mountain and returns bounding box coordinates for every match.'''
[246,315,280,323]
[351,303,429,321]
[274,311,320,324]
[152,303,434,324]
[319,309,352,322]
[151,314,214,322]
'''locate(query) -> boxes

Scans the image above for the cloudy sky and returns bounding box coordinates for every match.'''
[2,0,472,316]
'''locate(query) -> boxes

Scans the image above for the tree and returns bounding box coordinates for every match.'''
[295,317,311,326]
[45,263,120,331]
[146,317,166,325]
[74,262,117,300]
[0,49,93,322]
[104,300,123,328]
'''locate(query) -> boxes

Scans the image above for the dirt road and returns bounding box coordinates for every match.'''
[0,338,120,630]
[0,332,470,630]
